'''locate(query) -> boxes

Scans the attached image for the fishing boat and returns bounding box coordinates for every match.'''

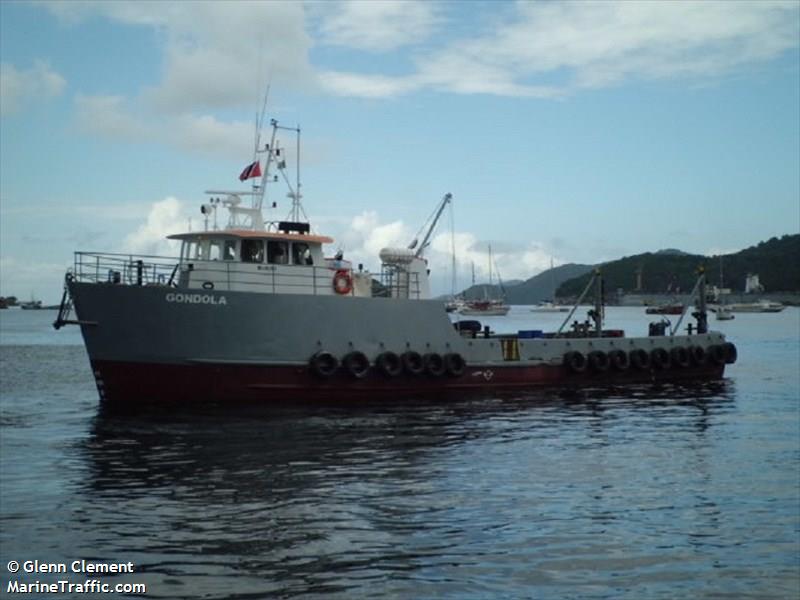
[53,118,737,405]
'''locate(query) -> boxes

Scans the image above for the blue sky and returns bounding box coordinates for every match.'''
[1,0,799,302]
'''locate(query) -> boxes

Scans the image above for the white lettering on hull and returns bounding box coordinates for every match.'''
[165,293,227,305]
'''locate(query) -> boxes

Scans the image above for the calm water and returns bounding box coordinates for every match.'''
[1,307,798,599]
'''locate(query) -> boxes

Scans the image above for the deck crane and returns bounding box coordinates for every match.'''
[408,193,452,258]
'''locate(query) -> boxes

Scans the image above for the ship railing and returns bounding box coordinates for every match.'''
[71,252,354,296]
[379,264,422,299]
[73,252,181,286]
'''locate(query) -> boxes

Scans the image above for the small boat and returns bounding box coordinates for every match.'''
[444,298,466,313]
[726,300,785,313]
[19,300,43,310]
[715,306,735,320]
[530,301,570,313]
[713,258,735,320]
[645,302,684,315]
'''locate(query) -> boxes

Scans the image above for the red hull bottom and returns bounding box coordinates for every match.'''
[90,360,726,404]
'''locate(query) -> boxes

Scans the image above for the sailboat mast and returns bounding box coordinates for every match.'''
[488,245,493,285]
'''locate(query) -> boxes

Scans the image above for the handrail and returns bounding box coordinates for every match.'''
[71,251,360,297]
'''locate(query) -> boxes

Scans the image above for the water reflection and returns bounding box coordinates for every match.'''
[69,384,743,598]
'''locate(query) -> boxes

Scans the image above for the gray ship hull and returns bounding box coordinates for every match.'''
[67,281,733,404]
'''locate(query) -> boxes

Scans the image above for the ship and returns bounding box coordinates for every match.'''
[53,118,737,405]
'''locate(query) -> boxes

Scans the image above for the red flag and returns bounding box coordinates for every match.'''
[239,161,262,181]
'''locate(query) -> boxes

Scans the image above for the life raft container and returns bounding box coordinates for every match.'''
[401,350,424,375]
[650,347,671,370]
[629,348,651,370]
[670,346,691,368]
[563,351,587,373]
[443,353,466,377]
[588,350,610,372]
[375,351,403,377]
[423,353,446,377]
[332,269,353,295]
[343,351,370,378]
[608,349,630,371]
[309,351,338,378]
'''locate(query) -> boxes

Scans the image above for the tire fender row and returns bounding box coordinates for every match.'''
[310,350,467,379]
[564,342,737,374]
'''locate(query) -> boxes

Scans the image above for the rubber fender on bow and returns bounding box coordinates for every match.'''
[401,350,424,375]
[563,351,587,373]
[650,347,671,370]
[423,353,446,377]
[629,348,651,370]
[375,351,403,377]
[722,342,738,365]
[309,351,338,378]
[708,344,726,366]
[608,349,630,371]
[670,346,691,368]
[343,351,370,379]
[443,353,466,377]
[588,350,610,372]
[689,345,707,367]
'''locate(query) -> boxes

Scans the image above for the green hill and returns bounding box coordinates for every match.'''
[557,234,800,297]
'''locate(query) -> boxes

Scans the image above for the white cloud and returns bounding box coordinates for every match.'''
[74,94,253,157]
[319,0,800,98]
[317,0,440,52]
[123,197,188,256]
[0,60,66,116]
[44,0,314,112]
[74,95,146,140]
[333,210,410,259]
[317,71,421,99]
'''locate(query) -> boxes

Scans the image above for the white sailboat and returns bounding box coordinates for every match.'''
[715,256,734,320]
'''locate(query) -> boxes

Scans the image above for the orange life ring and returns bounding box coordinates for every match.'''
[332,269,352,295]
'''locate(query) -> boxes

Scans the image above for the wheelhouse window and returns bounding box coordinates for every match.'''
[182,240,206,261]
[267,241,288,264]
[208,240,222,261]
[241,239,264,263]
[292,242,313,265]
[223,240,237,260]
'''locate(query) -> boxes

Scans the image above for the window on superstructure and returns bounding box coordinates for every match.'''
[223,240,237,261]
[208,241,222,261]
[184,241,204,261]
[241,239,264,263]
[292,242,313,265]
[267,241,288,264]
